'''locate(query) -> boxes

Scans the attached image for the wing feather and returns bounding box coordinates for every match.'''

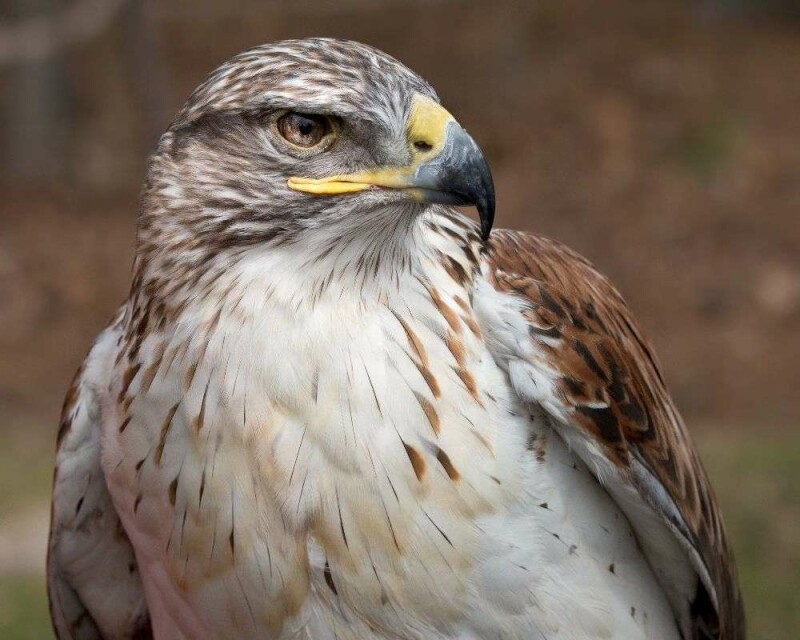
[48,313,151,640]
[475,229,745,640]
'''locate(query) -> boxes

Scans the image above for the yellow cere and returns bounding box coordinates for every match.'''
[287,93,456,196]
[406,93,456,157]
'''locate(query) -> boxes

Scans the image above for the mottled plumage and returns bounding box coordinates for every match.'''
[48,38,744,640]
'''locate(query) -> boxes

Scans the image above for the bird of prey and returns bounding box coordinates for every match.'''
[48,38,744,640]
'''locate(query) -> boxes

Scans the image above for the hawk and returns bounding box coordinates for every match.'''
[48,38,745,640]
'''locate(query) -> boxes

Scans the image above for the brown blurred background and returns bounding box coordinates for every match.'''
[1,1,798,638]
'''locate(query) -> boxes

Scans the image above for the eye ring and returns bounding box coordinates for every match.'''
[276,112,333,149]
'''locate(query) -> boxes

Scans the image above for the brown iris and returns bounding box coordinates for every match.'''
[277,112,330,148]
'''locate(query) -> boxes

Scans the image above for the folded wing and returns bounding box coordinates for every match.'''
[48,314,151,640]
[474,230,745,640]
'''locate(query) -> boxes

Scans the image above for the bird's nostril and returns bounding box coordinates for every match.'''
[414,140,433,152]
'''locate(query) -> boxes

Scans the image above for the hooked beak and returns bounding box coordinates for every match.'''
[287,94,495,240]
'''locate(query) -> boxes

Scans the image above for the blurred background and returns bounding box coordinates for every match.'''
[0,0,798,637]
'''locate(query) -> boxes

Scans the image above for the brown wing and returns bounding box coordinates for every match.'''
[479,229,744,640]
[48,317,152,640]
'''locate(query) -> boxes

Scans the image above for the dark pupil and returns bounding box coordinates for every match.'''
[297,118,315,136]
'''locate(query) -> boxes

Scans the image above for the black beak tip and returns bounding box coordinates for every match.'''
[477,187,495,242]
[472,145,495,242]
[479,207,493,241]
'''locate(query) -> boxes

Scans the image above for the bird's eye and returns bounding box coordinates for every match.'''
[277,112,331,148]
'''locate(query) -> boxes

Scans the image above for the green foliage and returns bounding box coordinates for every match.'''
[0,426,52,516]
[0,575,52,640]
[698,431,800,639]
[673,112,741,179]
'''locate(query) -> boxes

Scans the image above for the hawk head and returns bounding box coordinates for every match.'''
[139,38,494,272]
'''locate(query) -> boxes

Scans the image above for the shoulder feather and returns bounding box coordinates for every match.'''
[475,229,745,640]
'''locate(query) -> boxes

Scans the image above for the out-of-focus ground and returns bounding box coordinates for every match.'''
[0,1,798,638]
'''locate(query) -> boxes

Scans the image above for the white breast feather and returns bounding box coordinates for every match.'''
[96,227,681,640]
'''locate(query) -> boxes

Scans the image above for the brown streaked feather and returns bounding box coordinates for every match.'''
[481,229,744,640]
